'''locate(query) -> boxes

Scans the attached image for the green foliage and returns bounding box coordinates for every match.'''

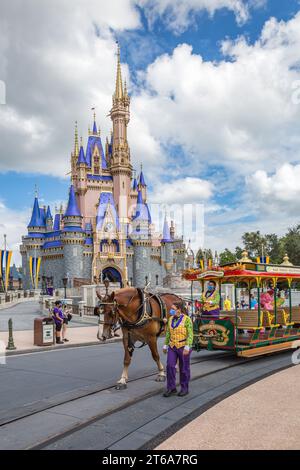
[197,224,300,266]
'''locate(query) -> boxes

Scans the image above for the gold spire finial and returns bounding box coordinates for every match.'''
[80,136,83,146]
[281,253,293,266]
[34,184,38,198]
[115,41,123,99]
[240,250,252,262]
[74,121,79,156]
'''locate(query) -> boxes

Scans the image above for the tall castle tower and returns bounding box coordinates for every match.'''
[110,44,132,228]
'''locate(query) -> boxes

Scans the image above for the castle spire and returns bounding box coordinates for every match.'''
[28,196,41,228]
[92,109,97,134]
[64,185,81,218]
[74,121,79,157]
[77,137,86,165]
[161,214,172,243]
[115,42,123,100]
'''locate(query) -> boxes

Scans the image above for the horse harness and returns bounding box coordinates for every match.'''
[99,288,168,335]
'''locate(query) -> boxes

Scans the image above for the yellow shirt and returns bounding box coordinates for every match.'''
[224,299,231,311]
[165,314,193,349]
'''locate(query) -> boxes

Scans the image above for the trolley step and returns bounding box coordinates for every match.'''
[237,340,300,357]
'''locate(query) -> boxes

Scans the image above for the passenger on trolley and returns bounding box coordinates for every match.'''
[201,280,220,317]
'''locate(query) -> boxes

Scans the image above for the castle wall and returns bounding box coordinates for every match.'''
[62,244,84,284]
[42,255,64,288]
[83,253,93,281]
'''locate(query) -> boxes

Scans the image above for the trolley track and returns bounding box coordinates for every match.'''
[0,351,233,429]
[25,351,293,450]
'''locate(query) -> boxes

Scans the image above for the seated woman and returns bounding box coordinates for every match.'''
[201,281,220,318]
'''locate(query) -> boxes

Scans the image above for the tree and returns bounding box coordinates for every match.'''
[282,225,300,266]
[219,248,237,265]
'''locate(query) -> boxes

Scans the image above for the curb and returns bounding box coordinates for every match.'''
[5,336,122,356]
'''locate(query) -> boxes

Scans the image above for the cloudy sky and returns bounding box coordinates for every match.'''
[1,0,300,263]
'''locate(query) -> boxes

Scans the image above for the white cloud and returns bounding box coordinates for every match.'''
[132,12,300,186]
[247,163,300,214]
[136,0,263,33]
[0,0,140,176]
[0,202,29,265]
[151,176,213,204]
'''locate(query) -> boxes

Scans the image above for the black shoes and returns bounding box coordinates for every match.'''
[63,338,69,342]
[56,339,64,344]
[177,391,189,397]
[163,389,177,397]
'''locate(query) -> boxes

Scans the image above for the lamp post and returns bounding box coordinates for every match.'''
[62,277,68,299]
[103,277,110,297]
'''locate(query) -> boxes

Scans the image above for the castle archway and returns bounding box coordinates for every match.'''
[102,266,123,287]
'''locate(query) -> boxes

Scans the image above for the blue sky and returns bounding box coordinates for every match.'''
[1,0,300,259]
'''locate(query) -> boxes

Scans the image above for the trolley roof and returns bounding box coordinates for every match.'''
[183,261,300,283]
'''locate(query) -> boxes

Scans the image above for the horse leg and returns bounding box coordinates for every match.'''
[148,337,166,382]
[116,329,132,390]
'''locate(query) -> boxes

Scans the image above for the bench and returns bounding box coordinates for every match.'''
[291,307,300,324]
[220,310,262,330]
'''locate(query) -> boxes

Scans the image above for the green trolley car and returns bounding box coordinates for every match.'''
[183,258,300,357]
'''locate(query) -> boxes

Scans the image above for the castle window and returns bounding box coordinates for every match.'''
[145,276,148,285]
[94,166,100,175]
[143,249,147,258]
[156,274,159,286]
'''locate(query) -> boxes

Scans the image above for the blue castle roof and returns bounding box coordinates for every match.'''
[139,170,146,187]
[28,197,46,228]
[46,205,52,219]
[85,135,107,169]
[132,178,137,191]
[96,192,120,230]
[132,189,152,224]
[161,216,172,243]
[77,144,86,165]
[64,185,82,218]
[93,121,97,134]
[53,214,61,231]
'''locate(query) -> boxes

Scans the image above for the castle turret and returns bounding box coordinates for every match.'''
[110,44,132,226]
[46,205,53,232]
[20,196,46,289]
[61,185,85,285]
[131,188,152,287]
[138,167,147,201]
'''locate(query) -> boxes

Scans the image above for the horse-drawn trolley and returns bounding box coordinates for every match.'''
[183,259,300,357]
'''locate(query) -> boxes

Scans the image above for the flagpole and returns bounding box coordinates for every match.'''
[3,234,7,294]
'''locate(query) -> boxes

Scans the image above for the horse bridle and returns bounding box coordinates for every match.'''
[98,292,138,327]
[98,290,160,328]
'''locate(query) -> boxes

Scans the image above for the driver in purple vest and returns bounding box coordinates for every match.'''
[163,302,193,397]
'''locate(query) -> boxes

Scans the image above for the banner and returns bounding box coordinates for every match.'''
[29,256,41,289]
[0,249,13,291]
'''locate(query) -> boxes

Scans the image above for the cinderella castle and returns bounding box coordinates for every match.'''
[20,47,187,290]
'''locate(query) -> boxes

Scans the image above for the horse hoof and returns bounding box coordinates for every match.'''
[155,376,166,382]
[115,383,127,390]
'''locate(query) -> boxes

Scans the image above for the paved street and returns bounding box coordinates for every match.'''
[0,301,96,331]
[0,338,167,418]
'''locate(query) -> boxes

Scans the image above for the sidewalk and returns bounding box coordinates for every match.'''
[157,365,300,450]
[0,325,121,354]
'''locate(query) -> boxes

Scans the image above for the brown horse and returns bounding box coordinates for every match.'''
[96,287,183,389]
